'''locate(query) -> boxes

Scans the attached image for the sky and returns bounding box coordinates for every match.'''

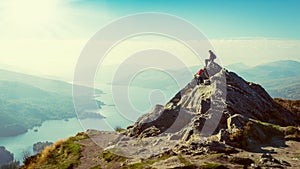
[0,0,300,80]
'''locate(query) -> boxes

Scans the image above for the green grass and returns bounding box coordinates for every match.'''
[120,153,173,169]
[250,119,283,132]
[89,164,101,169]
[100,150,127,163]
[114,126,125,133]
[284,126,300,141]
[22,132,88,169]
[200,162,226,169]
[43,133,86,169]
[294,153,300,159]
[196,153,226,160]
[178,155,197,168]
[123,162,152,169]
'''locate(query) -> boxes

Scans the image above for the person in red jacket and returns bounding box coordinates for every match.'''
[194,67,207,85]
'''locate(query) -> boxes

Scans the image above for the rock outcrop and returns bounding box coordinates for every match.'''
[20,62,300,169]
[124,62,299,153]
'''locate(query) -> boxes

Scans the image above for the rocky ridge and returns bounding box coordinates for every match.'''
[21,63,300,169]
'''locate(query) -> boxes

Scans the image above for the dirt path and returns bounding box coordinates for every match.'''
[75,131,119,169]
[76,137,102,169]
[74,130,300,169]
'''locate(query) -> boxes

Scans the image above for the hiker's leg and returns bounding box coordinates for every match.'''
[205,59,209,66]
[200,77,204,84]
[197,77,200,85]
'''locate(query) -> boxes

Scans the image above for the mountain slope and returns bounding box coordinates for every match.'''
[0,69,104,137]
[127,62,298,139]
[227,60,300,99]
[21,63,300,169]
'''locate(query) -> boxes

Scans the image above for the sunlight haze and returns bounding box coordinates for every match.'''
[0,0,299,80]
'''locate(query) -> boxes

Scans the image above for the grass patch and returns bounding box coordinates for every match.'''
[22,132,88,169]
[123,153,173,169]
[294,153,300,159]
[100,150,127,163]
[114,126,125,133]
[178,155,197,168]
[283,126,300,141]
[250,119,283,132]
[196,153,226,160]
[200,162,227,169]
[90,164,101,169]
[123,162,152,169]
[228,119,286,149]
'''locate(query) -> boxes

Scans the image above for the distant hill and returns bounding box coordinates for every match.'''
[226,60,300,100]
[225,62,251,72]
[0,69,104,137]
[113,60,300,100]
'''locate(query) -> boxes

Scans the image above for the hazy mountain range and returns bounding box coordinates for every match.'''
[114,60,300,100]
[0,69,103,137]
[225,60,300,100]
[0,60,298,137]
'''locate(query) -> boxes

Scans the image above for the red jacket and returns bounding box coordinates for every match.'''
[197,69,204,76]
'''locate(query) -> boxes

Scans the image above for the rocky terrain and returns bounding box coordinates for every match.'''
[21,63,300,169]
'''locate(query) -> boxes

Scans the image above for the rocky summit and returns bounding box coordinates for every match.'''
[126,62,299,151]
[21,63,300,169]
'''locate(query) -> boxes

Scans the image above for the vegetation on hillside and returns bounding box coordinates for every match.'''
[21,132,88,169]
[0,81,76,137]
[0,69,104,137]
[274,98,300,116]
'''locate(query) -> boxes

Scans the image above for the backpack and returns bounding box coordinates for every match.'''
[211,53,217,60]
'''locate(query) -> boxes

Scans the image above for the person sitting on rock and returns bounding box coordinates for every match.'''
[205,50,217,67]
[194,67,209,85]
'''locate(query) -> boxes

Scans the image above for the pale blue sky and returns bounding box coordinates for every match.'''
[70,0,300,39]
[0,0,299,79]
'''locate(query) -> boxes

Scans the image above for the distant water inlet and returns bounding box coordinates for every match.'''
[0,118,85,163]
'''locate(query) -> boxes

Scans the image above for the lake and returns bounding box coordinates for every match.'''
[0,84,178,163]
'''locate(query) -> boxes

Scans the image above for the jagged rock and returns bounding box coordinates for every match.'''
[227,114,248,130]
[220,116,286,151]
[258,153,291,168]
[284,126,300,141]
[127,63,300,150]
[139,126,161,138]
[229,157,254,167]
[173,139,238,156]
[205,141,238,154]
